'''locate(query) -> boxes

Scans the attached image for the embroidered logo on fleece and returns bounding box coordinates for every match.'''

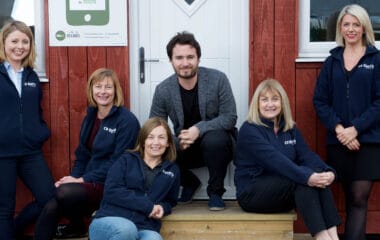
[103,126,117,134]
[358,64,374,70]
[162,170,175,178]
[24,82,36,87]
[284,139,296,145]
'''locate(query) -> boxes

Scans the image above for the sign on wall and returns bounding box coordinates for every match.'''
[48,0,127,46]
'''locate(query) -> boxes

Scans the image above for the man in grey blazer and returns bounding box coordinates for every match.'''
[149,32,237,211]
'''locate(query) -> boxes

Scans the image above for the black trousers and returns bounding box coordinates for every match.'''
[34,182,104,240]
[176,129,234,197]
[237,174,341,235]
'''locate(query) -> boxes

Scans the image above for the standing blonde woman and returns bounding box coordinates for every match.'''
[0,20,55,239]
[313,4,380,240]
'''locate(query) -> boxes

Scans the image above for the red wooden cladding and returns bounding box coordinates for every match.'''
[48,46,70,180]
[14,0,380,234]
[274,0,297,111]
[249,0,275,99]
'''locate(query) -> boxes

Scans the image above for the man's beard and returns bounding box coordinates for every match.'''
[176,67,197,79]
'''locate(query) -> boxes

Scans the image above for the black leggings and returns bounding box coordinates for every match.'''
[34,182,103,240]
[343,180,373,240]
[237,175,341,235]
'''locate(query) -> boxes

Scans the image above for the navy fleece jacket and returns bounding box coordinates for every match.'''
[93,152,180,232]
[313,45,380,145]
[71,106,140,183]
[0,63,50,157]
[234,120,335,198]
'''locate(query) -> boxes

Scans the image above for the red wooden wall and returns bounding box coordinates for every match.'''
[15,0,380,234]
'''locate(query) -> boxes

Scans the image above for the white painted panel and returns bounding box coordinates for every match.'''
[130,0,249,199]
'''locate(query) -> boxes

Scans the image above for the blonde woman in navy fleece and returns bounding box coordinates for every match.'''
[0,20,55,240]
[34,68,140,239]
[234,79,341,240]
[313,4,380,240]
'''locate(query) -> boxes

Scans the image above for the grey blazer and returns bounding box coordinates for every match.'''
[149,66,237,138]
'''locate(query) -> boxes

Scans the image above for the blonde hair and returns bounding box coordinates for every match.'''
[247,78,294,131]
[335,4,375,46]
[86,68,124,107]
[0,20,36,68]
[131,117,176,162]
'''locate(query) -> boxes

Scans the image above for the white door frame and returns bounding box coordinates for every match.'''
[128,0,249,199]
[129,0,142,116]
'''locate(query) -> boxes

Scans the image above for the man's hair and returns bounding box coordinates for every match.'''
[166,31,201,60]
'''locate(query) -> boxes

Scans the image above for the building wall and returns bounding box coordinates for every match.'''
[15,0,380,233]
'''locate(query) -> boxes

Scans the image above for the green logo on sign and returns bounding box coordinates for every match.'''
[55,31,66,41]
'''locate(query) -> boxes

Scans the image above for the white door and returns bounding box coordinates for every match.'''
[130,0,249,199]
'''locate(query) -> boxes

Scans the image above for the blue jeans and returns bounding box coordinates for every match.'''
[89,217,162,240]
[0,153,55,240]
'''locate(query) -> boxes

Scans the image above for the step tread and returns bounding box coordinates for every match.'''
[163,201,296,221]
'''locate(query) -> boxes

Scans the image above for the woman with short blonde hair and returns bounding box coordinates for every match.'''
[236,79,341,240]
[247,78,294,131]
[34,68,140,239]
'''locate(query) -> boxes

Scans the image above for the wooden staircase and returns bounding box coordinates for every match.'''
[161,201,297,240]
[49,201,296,240]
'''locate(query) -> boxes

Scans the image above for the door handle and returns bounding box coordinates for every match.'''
[139,47,160,84]
[145,59,159,62]
[139,47,145,83]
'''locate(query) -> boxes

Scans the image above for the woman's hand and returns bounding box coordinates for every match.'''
[307,172,335,188]
[335,124,360,151]
[54,176,84,187]
[336,125,358,145]
[346,138,360,151]
[149,204,164,219]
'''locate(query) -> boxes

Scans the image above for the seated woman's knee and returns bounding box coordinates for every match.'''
[89,217,138,240]
[55,184,72,201]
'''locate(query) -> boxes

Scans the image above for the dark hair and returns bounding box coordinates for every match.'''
[166,31,201,60]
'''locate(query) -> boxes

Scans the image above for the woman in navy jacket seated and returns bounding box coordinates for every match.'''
[34,68,140,239]
[234,79,341,240]
[89,117,180,240]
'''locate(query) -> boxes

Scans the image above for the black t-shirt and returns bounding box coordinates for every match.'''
[142,159,162,190]
[180,83,201,129]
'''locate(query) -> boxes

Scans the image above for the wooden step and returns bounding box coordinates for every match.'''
[161,201,297,240]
